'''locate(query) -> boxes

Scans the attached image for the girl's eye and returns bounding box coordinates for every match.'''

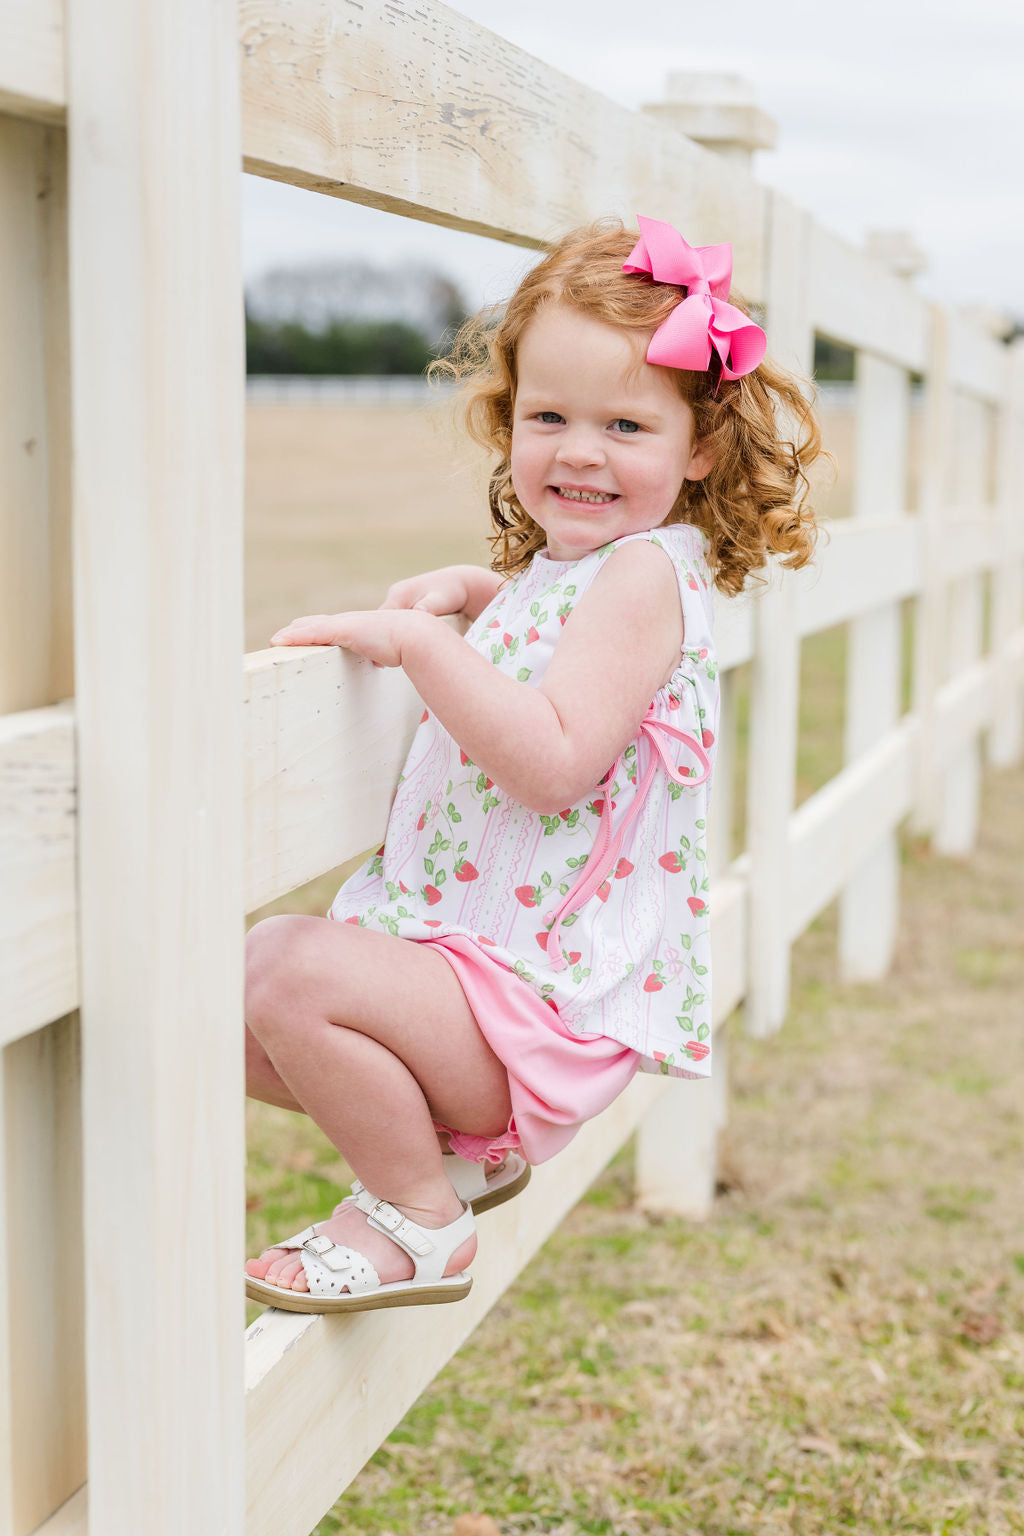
[537,411,564,424]
[613,418,641,434]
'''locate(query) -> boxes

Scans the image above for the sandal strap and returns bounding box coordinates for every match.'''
[351,1185,475,1283]
[297,1233,380,1296]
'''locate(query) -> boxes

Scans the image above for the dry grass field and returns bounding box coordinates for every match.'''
[244,393,858,650]
[243,399,1022,1536]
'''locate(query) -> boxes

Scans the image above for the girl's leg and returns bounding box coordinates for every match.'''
[244,914,513,1294]
[246,1027,491,1176]
[246,1025,302,1111]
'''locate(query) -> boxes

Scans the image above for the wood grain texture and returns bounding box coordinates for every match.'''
[66,0,246,1529]
[0,704,76,1048]
[5,546,1023,1044]
[244,1070,671,1536]
[807,221,929,374]
[2,1015,86,1535]
[245,643,427,910]
[238,0,766,293]
[989,340,1024,767]
[0,117,72,714]
[788,717,918,942]
[27,1486,87,1536]
[838,351,909,982]
[743,191,811,1037]
[0,0,64,122]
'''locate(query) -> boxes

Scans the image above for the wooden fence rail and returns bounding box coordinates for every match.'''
[1,1,1022,1533]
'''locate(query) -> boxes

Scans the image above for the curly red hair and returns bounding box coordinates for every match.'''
[431,217,827,596]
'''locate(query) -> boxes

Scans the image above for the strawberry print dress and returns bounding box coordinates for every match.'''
[329,522,720,1086]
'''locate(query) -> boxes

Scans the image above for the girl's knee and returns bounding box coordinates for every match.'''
[245,914,311,1029]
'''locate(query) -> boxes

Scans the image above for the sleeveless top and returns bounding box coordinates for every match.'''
[329,523,720,1080]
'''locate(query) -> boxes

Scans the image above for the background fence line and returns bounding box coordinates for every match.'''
[2,1,1023,1532]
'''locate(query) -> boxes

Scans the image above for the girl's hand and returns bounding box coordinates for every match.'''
[377,567,472,617]
[269,609,429,668]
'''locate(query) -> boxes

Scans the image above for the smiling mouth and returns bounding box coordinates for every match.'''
[552,487,619,504]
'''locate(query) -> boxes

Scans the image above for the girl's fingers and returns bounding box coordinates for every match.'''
[270,613,340,644]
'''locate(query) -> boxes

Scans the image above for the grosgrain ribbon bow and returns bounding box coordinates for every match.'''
[623,215,766,382]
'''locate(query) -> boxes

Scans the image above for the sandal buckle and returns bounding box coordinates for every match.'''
[370,1199,403,1233]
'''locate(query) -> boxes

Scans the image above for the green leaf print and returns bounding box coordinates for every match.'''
[697,1023,710,1041]
[694,963,708,976]
[677,1015,694,1033]
[435,869,447,886]
[680,935,692,950]
[424,857,434,875]
[517,667,532,682]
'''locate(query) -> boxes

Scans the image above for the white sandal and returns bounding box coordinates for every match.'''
[442,1150,531,1213]
[245,1185,475,1314]
[344,1152,531,1217]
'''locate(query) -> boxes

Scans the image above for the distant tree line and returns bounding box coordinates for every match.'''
[245,314,446,376]
[244,310,878,381]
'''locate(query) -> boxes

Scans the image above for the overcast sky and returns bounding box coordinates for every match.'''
[241,0,1024,324]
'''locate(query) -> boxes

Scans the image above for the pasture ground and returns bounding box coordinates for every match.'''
[244,401,1022,1536]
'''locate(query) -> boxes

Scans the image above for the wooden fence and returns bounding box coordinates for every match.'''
[2,2,1022,1532]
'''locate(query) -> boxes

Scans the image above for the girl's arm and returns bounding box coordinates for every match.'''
[378,564,504,622]
[271,540,682,813]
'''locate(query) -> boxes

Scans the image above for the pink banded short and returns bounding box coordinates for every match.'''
[423,932,640,1167]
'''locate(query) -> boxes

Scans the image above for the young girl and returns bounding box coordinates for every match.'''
[244,215,822,1313]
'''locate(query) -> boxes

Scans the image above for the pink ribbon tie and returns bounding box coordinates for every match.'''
[623,215,766,382]
[544,709,713,972]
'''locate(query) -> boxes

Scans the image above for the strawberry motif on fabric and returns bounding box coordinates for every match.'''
[329,523,720,1079]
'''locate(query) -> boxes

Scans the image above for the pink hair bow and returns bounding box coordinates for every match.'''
[623,215,766,382]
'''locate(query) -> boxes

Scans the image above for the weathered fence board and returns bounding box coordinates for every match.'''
[65,0,246,1531]
[2,1,1023,1532]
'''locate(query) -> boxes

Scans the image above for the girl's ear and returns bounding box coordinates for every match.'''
[684,438,714,482]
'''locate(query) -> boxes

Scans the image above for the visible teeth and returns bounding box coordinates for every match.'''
[556,488,616,503]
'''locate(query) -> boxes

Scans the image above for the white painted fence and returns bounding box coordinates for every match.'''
[1,3,1022,1534]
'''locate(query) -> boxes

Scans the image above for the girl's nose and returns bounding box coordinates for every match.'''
[555,430,605,469]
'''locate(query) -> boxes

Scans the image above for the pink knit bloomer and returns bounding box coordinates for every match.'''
[425,932,640,1167]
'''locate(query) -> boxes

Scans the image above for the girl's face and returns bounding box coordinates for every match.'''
[509,302,712,562]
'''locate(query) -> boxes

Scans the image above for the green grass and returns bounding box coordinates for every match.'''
[240,456,1024,1534]
[245,753,1024,1536]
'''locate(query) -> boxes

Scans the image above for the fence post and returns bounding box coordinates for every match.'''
[933,362,991,854]
[744,190,812,1038]
[910,307,951,840]
[634,75,774,1217]
[0,115,84,1536]
[988,337,1024,770]
[67,1,246,1530]
[838,263,912,979]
